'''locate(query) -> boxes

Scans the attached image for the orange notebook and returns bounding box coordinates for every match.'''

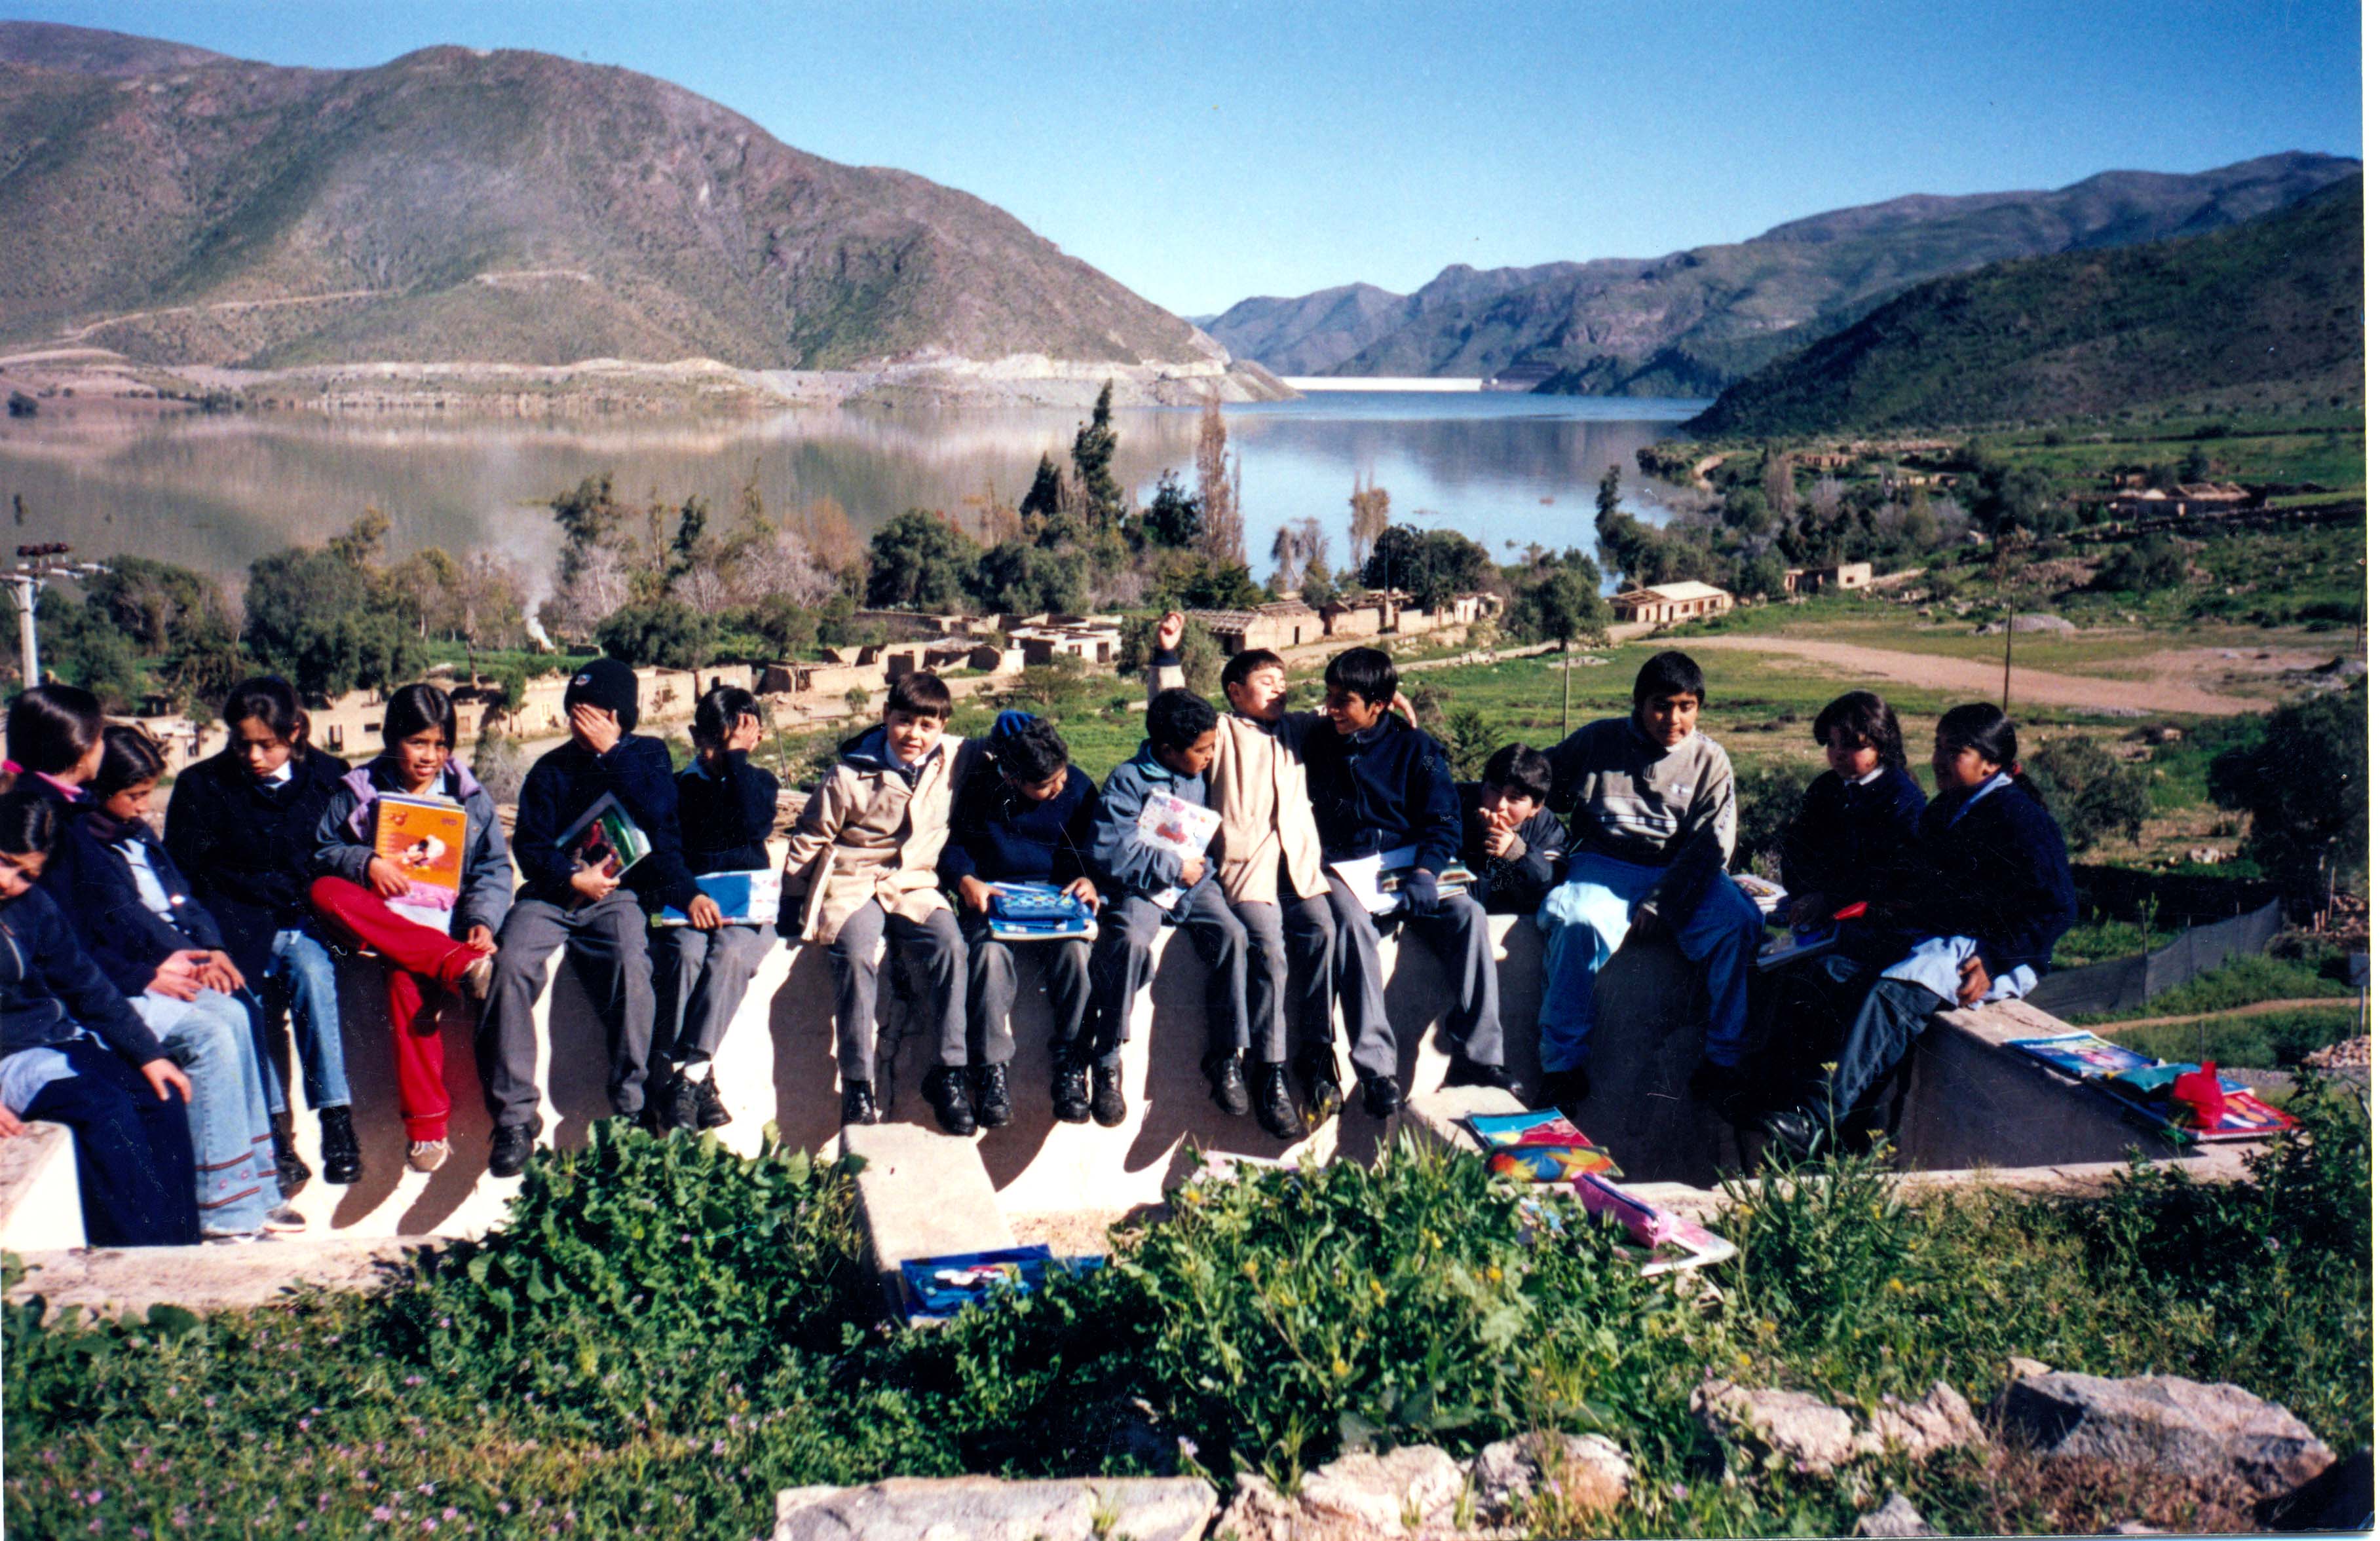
[374,793,469,931]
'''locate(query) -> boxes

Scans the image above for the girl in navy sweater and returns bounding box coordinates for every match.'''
[1779,692,1927,929]
[0,785,199,1247]
[651,686,780,1132]
[1764,703,2076,1157]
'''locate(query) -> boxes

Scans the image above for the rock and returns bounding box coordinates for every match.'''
[2008,1357,2054,1379]
[2257,1446,2374,1532]
[1864,1382,1988,1461]
[1695,1379,1864,1473]
[1992,1371,2336,1500]
[1469,1432,1630,1516]
[1216,1472,1302,1541]
[1298,1445,1467,1533]
[1853,1493,1942,1538]
[772,1475,1216,1541]
[2187,845,2226,865]
[2101,1522,2161,1535]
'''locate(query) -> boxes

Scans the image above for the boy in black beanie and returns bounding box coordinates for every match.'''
[478,656,698,1176]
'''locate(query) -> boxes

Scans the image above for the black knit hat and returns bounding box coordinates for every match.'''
[566,657,641,733]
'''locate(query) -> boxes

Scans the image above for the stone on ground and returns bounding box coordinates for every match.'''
[1865,1381,1988,1460]
[1470,1432,1630,1516]
[1992,1371,2335,1500]
[1853,1493,1942,1538]
[6,1236,423,1318]
[1694,1379,1864,1473]
[1297,1445,1467,1533]
[772,1475,1215,1541]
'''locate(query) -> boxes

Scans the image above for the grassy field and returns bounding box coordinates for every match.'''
[2106,1006,2364,1071]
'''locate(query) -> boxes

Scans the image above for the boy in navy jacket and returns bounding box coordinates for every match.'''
[1081,689,1248,1128]
[651,686,781,1133]
[1458,744,1570,916]
[1306,648,1512,1117]
[481,658,698,1176]
[940,713,1099,1128]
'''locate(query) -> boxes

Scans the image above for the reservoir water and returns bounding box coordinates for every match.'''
[0,390,1705,596]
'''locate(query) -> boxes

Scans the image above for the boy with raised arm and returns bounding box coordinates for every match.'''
[1534,650,1764,1105]
[1306,646,1515,1118]
[1144,612,1329,1136]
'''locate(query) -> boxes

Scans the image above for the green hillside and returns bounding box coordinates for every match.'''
[1684,177,2364,436]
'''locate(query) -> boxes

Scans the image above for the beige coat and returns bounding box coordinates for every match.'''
[1147,661,1329,905]
[782,731,977,945]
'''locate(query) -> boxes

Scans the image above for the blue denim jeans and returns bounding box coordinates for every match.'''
[1535,851,1764,1073]
[134,989,282,1235]
[261,927,349,1113]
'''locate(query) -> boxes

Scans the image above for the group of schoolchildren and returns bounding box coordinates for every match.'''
[0,615,2075,1245]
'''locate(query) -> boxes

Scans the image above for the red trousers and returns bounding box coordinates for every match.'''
[310,875,480,1142]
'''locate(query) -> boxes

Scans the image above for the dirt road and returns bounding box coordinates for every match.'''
[1688,636,2277,716]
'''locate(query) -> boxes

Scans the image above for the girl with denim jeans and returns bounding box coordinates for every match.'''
[164,677,356,1189]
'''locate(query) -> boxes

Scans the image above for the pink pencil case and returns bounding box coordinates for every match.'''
[1571,1172,1680,1248]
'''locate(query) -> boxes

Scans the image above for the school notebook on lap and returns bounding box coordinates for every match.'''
[1331,845,1477,917]
[984,882,1097,942]
[652,870,780,927]
[1134,792,1222,910]
[373,793,469,931]
[557,792,651,882]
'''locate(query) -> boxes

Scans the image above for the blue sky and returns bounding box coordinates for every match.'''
[8,1,2363,315]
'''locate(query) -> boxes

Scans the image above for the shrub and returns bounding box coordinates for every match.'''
[1731,766,1806,878]
[2030,736,2151,852]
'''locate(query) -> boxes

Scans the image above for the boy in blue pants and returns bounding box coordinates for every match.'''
[1536,651,1763,1104]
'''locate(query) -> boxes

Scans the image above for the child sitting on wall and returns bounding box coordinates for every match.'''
[1778,691,1927,929]
[1082,687,1248,1128]
[1458,743,1570,916]
[784,671,973,1132]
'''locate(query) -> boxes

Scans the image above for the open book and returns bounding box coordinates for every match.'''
[1330,845,1476,917]
[557,792,651,882]
[374,793,468,931]
[1135,791,1222,910]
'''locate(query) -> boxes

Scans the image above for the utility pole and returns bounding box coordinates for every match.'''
[7,544,101,688]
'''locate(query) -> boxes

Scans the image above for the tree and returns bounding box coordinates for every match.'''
[1762,452,1798,522]
[1270,517,1326,596]
[2182,444,2213,483]
[739,593,821,658]
[1731,767,1807,879]
[1513,551,1610,733]
[865,510,978,612]
[2210,686,2368,899]
[1348,475,1389,576]
[596,599,716,671]
[2029,736,2152,853]
[82,556,231,658]
[1363,525,1494,612]
[1071,382,1124,530]
[1118,613,1221,694]
[1020,454,1068,525]
[791,496,867,588]
[975,540,1089,614]
[1299,555,1336,611]
[1143,469,1201,549]
[1195,396,1244,566]
[2094,534,2189,594]
[243,517,424,699]
[1720,487,1776,537]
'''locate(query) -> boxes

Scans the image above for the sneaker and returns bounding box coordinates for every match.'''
[1759,1107,1829,1164]
[972,1063,1013,1129]
[202,1229,263,1246]
[262,1204,308,1234]
[487,1121,537,1178]
[271,1111,312,1199]
[1051,1057,1091,1124]
[1295,1044,1344,1123]
[1445,1054,1523,1100]
[924,1066,977,1137]
[1359,1073,1403,1119]
[1253,1062,1301,1140]
[318,1105,362,1186]
[841,1081,881,1127]
[692,1072,732,1130]
[1090,1060,1127,1128]
[1204,1051,1251,1117]
[656,1067,703,1132]
[459,951,496,1003]
[407,1138,451,1174]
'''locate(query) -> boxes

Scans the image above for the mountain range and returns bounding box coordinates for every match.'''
[1204,153,2360,395]
[0,22,1232,386]
[1683,176,2363,436]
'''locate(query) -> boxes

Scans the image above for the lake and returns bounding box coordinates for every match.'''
[0,390,1705,597]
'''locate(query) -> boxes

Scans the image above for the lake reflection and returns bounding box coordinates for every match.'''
[0,392,1703,591]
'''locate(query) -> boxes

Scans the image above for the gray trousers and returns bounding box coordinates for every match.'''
[828,900,967,1081]
[1087,883,1247,1068]
[1233,893,1334,1065]
[1323,875,1502,1081]
[652,921,775,1064]
[958,909,1092,1067]
[481,892,656,1129]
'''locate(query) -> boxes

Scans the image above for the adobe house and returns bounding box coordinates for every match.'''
[1185,600,1325,654]
[1780,561,1873,595]
[1610,580,1735,625]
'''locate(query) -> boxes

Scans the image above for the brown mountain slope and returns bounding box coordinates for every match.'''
[0,25,1220,374]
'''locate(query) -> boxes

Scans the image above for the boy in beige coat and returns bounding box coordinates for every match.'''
[1146,612,1336,1136]
[782,671,982,1130]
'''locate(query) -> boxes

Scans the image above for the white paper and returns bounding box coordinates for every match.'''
[1135,791,1222,910]
[1329,844,1422,917]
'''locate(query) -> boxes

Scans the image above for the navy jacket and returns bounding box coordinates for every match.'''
[676,752,781,876]
[164,746,348,979]
[49,809,229,999]
[1455,783,1570,914]
[0,883,167,1065]
[1089,742,1216,903]
[1780,768,1927,914]
[1305,718,1462,874]
[941,759,1097,889]
[1887,780,2077,981]
[512,735,698,912]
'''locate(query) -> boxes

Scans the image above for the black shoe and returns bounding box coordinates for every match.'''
[271,1110,311,1199]
[972,1064,1013,1129]
[1537,1067,1593,1110]
[318,1105,362,1185]
[1205,1052,1251,1117]
[1294,1044,1344,1123]
[1759,1107,1828,1163]
[1445,1054,1523,1099]
[1090,1061,1128,1128]
[487,1122,537,1178]
[1360,1073,1403,1119]
[655,1068,702,1132]
[925,1066,977,1137]
[841,1081,881,1127]
[1253,1062,1301,1140]
[692,1072,732,1130]
[1051,1057,1091,1123]
[1688,1058,1762,1128]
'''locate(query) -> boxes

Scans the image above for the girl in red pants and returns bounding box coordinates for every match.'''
[309,685,512,1173]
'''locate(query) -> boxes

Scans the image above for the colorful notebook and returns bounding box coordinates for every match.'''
[652,870,780,927]
[897,1246,1103,1318]
[556,792,651,882]
[984,882,1097,942]
[1466,1108,1623,1182]
[2009,1031,2163,1081]
[373,793,469,931]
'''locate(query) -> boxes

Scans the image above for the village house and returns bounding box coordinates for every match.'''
[1184,600,1325,654]
[2102,482,2260,521]
[1610,580,1735,626]
[1010,616,1123,669]
[1781,561,1873,595]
